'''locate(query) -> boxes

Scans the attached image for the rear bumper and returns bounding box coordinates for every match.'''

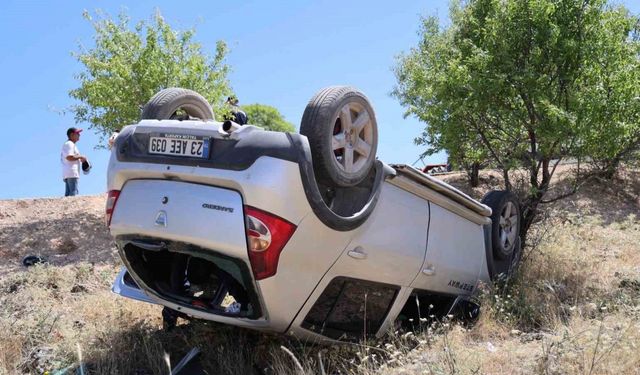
[112,267,157,305]
[112,251,275,331]
[111,277,272,331]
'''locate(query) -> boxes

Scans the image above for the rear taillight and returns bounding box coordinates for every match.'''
[105,190,120,227]
[244,206,296,280]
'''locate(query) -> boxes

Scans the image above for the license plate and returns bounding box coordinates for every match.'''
[148,134,210,158]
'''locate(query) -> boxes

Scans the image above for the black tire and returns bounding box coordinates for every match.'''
[141,88,214,120]
[482,190,522,279]
[300,86,378,187]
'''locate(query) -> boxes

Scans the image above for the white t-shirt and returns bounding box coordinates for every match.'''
[61,140,80,179]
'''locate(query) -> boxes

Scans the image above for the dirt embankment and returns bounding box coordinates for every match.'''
[0,195,116,275]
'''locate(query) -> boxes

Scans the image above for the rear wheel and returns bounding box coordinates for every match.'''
[300,86,378,187]
[482,190,522,280]
[141,88,214,120]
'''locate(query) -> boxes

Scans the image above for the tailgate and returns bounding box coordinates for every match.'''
[110,179,247,259]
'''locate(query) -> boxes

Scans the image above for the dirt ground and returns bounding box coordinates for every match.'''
[0,195,117,276]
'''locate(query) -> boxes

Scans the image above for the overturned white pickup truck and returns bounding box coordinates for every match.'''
[107,87,522,341]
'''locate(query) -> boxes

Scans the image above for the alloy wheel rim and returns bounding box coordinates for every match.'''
[331,102,373,174]
[499,201,518,252]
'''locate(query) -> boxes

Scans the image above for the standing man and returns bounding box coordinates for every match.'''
[61,127,87,197]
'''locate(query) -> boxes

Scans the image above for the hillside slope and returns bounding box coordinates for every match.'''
[0,171,638,374]
[0,195,115,276]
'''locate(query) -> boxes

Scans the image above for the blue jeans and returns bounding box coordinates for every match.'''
[64,178,79,196]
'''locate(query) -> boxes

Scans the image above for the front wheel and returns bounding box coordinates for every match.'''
[482,190,522,280]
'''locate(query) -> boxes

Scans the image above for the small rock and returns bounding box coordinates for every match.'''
[70,284,88,294]
[520,332,544,343]
[7,280,24,293]
[486,342,497,353]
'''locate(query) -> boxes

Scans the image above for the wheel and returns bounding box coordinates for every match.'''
[482,190,522,279]
[141,88,214,120]
[300,86,378,187]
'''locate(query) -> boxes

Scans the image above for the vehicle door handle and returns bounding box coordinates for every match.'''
[422,265,436,276]
[348,247,367,260]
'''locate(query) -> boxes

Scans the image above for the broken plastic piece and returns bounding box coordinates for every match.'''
[172,347,206,375]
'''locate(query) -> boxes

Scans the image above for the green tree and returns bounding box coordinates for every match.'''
[394,0,640,243]
[241,104,296,132]
[578,10,640,177]
[69,10,232,140]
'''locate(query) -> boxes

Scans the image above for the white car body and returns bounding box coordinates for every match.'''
[108,119,498,341]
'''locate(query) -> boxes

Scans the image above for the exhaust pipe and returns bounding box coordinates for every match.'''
[222,120,242,134]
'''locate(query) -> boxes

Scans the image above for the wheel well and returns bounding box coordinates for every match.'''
[397,290,457,330]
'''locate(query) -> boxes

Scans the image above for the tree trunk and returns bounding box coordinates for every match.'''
[502,168,512,191]
[519,199,540,248]
[519,183,550,249]
[520,158,552,248]
[602,155,621,179]
[468,162,480,187]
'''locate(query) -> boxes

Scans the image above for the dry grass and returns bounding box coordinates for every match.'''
[0,168,639,374]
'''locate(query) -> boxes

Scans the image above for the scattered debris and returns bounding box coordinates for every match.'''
[486,342,497,353]
[20,346,55,374]
[224,302,241,314]
[22,255,48,267]
[172,347,207,375]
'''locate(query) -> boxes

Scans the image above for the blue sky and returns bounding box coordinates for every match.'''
[0,0,638,199]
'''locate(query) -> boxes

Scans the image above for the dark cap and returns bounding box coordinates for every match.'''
[66,127,83,137]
